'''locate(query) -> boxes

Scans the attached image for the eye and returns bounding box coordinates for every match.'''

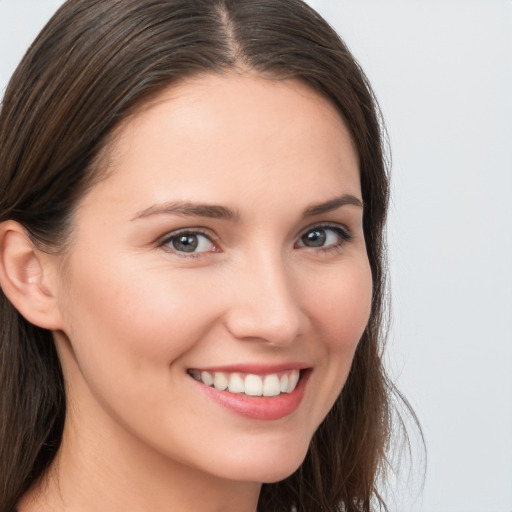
[161,230,216,255]
[296,225,351,251]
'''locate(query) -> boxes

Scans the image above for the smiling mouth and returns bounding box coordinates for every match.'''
[187,369,303,397]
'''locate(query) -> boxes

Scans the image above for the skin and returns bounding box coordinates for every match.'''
[18,73,372,512]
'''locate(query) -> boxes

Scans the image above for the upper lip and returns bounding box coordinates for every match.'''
[187,362,311,374]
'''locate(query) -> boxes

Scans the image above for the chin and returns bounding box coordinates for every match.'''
[260,463,304,484]
[216,440,311,484]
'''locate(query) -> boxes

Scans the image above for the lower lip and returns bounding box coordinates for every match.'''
[193,371,310,420]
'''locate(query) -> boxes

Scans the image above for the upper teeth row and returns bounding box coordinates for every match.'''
[190,369,300,397]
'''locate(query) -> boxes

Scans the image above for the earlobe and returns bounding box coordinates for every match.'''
[0,220,64,330]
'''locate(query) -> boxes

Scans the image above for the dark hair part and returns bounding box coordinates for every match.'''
[0,1,408,510]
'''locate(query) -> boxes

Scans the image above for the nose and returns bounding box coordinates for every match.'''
[223,251,309,346]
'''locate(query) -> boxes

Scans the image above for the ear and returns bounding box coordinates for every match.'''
[0,220,64,330]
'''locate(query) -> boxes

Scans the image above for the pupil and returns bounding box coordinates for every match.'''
[174,234,198,252]
[304,229,326,247]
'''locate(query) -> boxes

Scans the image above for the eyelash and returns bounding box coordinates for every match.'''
[159,228,217,258]
[159,224,353,258]
[295,223,353,254]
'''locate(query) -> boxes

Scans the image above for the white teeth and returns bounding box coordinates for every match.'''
[213,372,228,391]
[244,374,263,396]
[191,369,302,396]
[201,371,213,387]
[279,374,289,393]
[263,374,281,396]
[228,373,244,393]
[287,369,300,393]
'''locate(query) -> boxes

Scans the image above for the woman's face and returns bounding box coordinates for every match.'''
[52,74,372,484]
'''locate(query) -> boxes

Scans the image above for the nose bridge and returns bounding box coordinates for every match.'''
[225,246,305,345]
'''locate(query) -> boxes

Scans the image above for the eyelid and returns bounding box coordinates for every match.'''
[158,227,220,256]
[297,222,352,239]
[295,222,353,249]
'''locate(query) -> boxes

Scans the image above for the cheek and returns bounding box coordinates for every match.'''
[309,257,373,351]
[59,257,217,377]
[303,256,373,416]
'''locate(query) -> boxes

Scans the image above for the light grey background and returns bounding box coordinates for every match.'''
[1,1,511,511]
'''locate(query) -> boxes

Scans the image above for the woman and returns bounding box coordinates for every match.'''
[0,0,406,511]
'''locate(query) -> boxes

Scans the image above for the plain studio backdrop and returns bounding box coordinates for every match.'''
[1,1,511,511]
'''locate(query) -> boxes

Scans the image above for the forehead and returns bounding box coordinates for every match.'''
[79,73,361,216]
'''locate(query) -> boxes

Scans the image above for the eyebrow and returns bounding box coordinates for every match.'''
[131,194,363,222]
[303,194,363,217]
[131,201,239,221]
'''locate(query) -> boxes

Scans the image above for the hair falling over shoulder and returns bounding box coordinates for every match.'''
[0,1,421,511]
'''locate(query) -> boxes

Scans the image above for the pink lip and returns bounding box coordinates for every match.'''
[191,362,311,374]
[191,369,311,421]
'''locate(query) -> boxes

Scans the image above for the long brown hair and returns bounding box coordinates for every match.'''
[0,1,412,510]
